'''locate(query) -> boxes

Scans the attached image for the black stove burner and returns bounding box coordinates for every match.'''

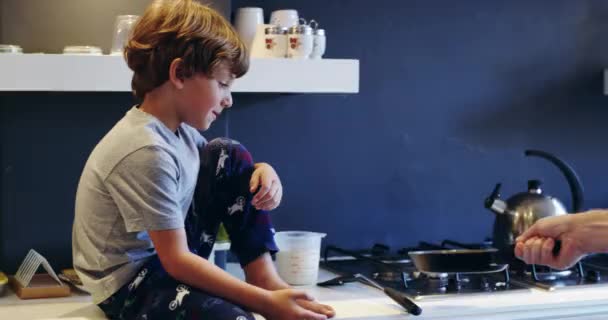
[506,253,608,290]
[586,270,601,282]
[373,271,410,282]
[419,272,449,280]
[423,274,449,291]
[524,269,572,281]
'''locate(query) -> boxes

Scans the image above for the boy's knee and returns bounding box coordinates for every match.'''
[206,137,233,150]
[219,310,255,320]
[204,138,253,167]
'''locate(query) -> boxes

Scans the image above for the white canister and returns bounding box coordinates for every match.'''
[269,9,299,29]
[310,29,326,59]
[287,25,313,59]
[264,26,288,58]
[234,7,264,50]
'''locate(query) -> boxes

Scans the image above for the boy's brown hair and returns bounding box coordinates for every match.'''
[125,0,248,99]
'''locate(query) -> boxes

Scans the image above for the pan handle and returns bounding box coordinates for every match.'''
[552,240,562,257]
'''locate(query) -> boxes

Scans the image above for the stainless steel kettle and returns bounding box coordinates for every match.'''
[484,150,584,251]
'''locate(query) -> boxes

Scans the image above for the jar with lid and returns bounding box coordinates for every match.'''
[264,25,289,58]
[287,24,313,59]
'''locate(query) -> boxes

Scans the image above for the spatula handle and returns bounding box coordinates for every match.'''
[384,287,422,316]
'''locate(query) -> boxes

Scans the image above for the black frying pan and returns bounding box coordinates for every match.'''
[409,240,563,274]
[408,248,508,274]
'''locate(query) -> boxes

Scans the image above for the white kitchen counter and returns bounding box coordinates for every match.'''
[311,268,608,320]
[2,264,608,319]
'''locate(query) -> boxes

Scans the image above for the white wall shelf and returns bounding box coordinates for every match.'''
[604,69,608,95]
[0,54,359,93]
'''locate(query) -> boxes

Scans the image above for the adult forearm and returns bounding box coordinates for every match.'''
[577,210,608,253]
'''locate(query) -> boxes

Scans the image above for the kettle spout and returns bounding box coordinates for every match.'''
[487,198,508,215]
[484,183,508,215]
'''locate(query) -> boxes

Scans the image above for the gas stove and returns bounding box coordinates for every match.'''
[320,240,608,300]
[512,253,608,291]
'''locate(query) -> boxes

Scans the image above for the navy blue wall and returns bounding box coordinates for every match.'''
[3,0,608,271]
[230,0,608,249]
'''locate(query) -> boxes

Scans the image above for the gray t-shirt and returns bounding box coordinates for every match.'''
[72,107,206,303]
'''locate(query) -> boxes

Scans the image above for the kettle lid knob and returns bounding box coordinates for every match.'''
[528,179,542,193]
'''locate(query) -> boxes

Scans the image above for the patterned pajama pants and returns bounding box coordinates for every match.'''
[98,138,278,320]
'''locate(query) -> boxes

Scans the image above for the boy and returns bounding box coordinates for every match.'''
[72,1,335,319]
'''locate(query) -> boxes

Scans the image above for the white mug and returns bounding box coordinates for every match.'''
[270,9,299,29]
[234,7,264,50]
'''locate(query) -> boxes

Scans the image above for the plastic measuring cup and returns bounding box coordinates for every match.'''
[274,231,326,286]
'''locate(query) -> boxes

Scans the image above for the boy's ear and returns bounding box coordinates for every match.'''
[169,58,185,89]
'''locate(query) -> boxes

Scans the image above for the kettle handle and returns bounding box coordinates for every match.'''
[524,150,584,212]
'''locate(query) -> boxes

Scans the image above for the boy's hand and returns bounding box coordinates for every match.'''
[297,299,336,318]
[262,289,328,320]
[244,254,335,318]
[250,163,283,211]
